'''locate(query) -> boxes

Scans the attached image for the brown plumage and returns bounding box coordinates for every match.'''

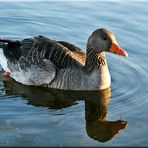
[0,28,128,90]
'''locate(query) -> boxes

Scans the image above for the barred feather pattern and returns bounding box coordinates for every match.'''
[84,47,106,72]
[18,36,86,71]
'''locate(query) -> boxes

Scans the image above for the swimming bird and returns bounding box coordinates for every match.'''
[0,28,128,90]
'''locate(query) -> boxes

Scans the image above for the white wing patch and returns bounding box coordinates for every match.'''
[0,48,10,72]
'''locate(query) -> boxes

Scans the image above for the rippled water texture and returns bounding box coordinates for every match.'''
[0,1,148,146]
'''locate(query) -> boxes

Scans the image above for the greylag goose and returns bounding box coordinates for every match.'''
[0,28,128,90]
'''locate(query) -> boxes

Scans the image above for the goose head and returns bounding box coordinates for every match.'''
[87,28,128,57]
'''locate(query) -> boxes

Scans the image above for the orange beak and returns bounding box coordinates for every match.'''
[109,43,128,57]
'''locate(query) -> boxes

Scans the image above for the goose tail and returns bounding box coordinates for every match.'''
[0,38,21,61]
[0,38,21,72]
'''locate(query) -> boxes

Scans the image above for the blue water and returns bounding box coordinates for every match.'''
[0,1,148,146]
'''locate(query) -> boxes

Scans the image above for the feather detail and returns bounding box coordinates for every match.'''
[0,29,113,90]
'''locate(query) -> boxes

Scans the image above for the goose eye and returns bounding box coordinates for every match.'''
[103,37,107,41]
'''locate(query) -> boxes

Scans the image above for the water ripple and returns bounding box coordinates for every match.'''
[0,1,148,146]
[108,55,148,115]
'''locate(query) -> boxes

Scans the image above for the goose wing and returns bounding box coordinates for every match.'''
[0,36,86,70]
[57,40,86,66]
[0,36,86,85]
[21,36,86,69]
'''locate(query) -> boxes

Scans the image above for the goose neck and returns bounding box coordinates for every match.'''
[84,48,107,72]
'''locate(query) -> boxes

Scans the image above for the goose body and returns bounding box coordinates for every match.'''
[0,28,128,90]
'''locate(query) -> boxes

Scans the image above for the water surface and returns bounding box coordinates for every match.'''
[0,1,148,146]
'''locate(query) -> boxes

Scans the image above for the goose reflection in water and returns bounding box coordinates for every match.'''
[2,76,127,143]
